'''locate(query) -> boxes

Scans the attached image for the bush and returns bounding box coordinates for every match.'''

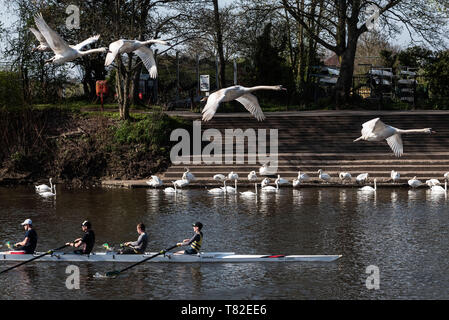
[0,71,24,108]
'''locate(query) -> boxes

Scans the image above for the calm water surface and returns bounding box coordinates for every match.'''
[0,185,448,300]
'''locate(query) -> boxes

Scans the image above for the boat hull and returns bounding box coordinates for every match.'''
[0,252,342,263]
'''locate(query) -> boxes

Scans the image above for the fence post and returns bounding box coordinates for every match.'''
[215,55,219,90]
[233,59,237,85]
[176,51,180,102]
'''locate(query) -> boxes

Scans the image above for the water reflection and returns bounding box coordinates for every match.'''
[426,188,448,203]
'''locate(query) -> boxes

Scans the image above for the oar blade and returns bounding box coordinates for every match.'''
[105,270,120,278]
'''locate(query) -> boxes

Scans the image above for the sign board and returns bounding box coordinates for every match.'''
[200,75,210,92]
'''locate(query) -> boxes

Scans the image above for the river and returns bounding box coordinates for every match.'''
[0,185,448,300]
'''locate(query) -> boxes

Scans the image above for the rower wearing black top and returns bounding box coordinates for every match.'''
[66,220,95,254]
[175,222,203,255]
[14,219,38,254]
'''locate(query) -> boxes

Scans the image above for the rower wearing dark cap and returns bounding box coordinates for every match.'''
[175,222,203,255]
[66,220,95,255]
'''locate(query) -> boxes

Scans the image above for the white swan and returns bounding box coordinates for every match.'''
[261,180,279,192]
[430,181,447,193]
[356,173,369,184]
[426,179,441,187]
[261,178,270,188]
[408,176,423,188]
[182,168,196,182]
[35,178,53,193]
[248,171,257,182]
[39,184,56,197]
[318,169,331,183]
[360,179,377,192]
[164,182,178,193]
[354,118,434,157]
[275,174,289,186]
[292,178,300,187]
[259,164,272,176]
[391,170,400,184]
[240,183,258,197]
[174,179,189,188]
[339,172,352,183]
[208,185,226,194]
[444,172,449,181]
[146,175,163,188]
[105,39,169,78]
[201,85,286,121]
[33,13,106,64]
[297,171,310,182]
[227,172,239,192]
[29,27,50,52]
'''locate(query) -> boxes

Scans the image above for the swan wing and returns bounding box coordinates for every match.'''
[29,27,48,45]
[34,13,69,54]
[235,93,266,121]
[72,35,100,51]
[386,133,403,157]
[361,118,389,136]
[105,40,123,66]
[202,91,226,121]
[134,46,157,78]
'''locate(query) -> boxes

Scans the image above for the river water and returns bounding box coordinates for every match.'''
[0,185,448,300]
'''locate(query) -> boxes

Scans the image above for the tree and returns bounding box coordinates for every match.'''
[281,0,449,106]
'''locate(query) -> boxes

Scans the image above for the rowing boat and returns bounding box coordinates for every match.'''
[0,251,341,263]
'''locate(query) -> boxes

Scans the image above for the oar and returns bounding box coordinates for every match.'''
[105,244,180,277]
[0,244,69,275]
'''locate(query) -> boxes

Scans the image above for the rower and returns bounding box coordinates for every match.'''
[118,223,148,254]
[175,222,203,255]
[14,219,38,254]
[66,220,95,255]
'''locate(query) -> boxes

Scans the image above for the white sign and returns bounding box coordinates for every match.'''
[200,75,210,92]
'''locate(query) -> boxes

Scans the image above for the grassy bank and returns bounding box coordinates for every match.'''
[0,106,191,186]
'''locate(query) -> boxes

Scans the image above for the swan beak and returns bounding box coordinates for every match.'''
[431,130,436,134]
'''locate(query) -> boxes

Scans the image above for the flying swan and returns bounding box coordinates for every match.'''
[201,85,286,122]
[354,118,434,157]
[105,39,169,78]
[33,13,106,64]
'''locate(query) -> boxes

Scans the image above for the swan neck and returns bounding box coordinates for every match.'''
[247,86,278,92]
[397,128,429,134]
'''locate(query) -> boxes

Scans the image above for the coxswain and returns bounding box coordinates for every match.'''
[66,220,95,254]
[14,219,38,254]
[175,222,203,255]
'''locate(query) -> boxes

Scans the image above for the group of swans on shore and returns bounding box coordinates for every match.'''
[30,13,169,78]
[146,168,195,193]
[146,166,449,196]
[35,178,56,197]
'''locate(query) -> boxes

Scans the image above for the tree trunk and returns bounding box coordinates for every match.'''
[212,0,226,88]
[335,36,358,107]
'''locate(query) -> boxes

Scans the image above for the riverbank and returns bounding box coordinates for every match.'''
[0,107,190,187]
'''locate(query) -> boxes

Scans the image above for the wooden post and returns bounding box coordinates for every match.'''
[233,59,237,85]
